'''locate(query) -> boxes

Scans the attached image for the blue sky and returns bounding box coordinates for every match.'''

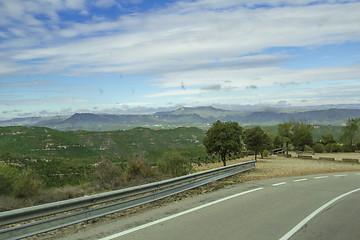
[1,0,360,120]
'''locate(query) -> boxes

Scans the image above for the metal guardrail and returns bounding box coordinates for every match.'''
[0,160,255,240]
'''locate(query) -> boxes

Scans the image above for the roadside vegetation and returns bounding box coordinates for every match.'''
[1,118,360,211]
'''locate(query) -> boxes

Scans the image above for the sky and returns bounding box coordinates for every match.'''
[0,0,360,120]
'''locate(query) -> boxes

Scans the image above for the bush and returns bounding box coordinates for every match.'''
[332,143,342,152]
[95,157,122,189]
[313,143,324,153]
[355,142,360,150]
[324,143,333,153]
[0,163,20,195]
[126,159,156,181]
[262,149,269,158]
[157,151,193,177]
[304,145,313,152]
[342,144,354,152]
[13,169,43,198]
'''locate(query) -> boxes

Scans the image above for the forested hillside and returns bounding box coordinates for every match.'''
[0,126,206,187]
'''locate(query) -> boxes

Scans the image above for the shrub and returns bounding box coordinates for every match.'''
[324,143,333,153]
[355,142,360,150]
[342,144,353,152]
[331,143,341,152]
[95,157,122,189]
[304,145,313,152]
[262,149,269,158]
[157,150,193,177]
[0,163,20,195]
[126,159,156,181]
[13,169,43,198]
[313,143,324,153]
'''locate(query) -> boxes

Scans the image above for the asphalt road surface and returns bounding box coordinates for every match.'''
[60,172,360,240]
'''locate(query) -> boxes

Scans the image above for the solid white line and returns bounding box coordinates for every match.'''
[279,187,360,240]
[334,174,347,177]
[314,176,328,179]
[272,182,287,187]
[293,178,308,182]
[99,187,264,240]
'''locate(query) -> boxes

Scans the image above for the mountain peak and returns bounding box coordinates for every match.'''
[159,106,229,118]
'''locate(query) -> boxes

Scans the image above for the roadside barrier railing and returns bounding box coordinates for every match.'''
[0,160,255,240]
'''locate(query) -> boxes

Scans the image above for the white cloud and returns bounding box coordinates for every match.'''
[64,0,86,9]
[4,1,359,76]
[0,0,360,110]
[0,97,88,105]
[146,89,204,98]
[80,10,89,15]
[94,0,120,8]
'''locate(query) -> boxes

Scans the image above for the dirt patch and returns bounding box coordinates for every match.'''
[196,152,360,184]
[291,152,360,161]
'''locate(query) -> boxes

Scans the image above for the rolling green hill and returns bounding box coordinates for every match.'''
[0,126,206,187]
[0,126,206,161]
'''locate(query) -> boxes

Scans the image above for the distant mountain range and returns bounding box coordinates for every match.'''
[1,106,360,131]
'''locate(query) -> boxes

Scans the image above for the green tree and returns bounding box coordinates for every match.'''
[340,118,360,151]
[278,122,292,157]
[203,120,243,166]
[273,135,283,149]
[321,133,336,145]
[244,126,268,160]
[291,121,314,151]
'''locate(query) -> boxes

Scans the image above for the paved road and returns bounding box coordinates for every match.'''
[60,172,360,240]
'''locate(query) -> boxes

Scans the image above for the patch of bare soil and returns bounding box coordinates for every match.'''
[196,152,360,184]
[26,152,360,239]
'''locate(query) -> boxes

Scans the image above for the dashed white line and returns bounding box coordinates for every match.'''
[99,187,264,240]
[314,176,329,179]
[334,174,347,177]
[272,182,287,186]
[293,178,308,182]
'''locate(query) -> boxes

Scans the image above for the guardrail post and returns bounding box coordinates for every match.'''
[84,206,89,224]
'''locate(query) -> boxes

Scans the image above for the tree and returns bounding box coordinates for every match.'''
[244,126,269,160]
[340,118,360,151]
[203,120,243,166]
[321,133,336,145]
[261,133,273,158]
[291,120,313,151]
[273,135,283,149]
[278,122,292,157]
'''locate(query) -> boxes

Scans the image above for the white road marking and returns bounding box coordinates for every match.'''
[314,176,328,179]
[334,174,347,177]
[99,187,264,240]
[356,173,360,175]
[293,178,308,182]
[279,187,360,240]
[272,182,287,186]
